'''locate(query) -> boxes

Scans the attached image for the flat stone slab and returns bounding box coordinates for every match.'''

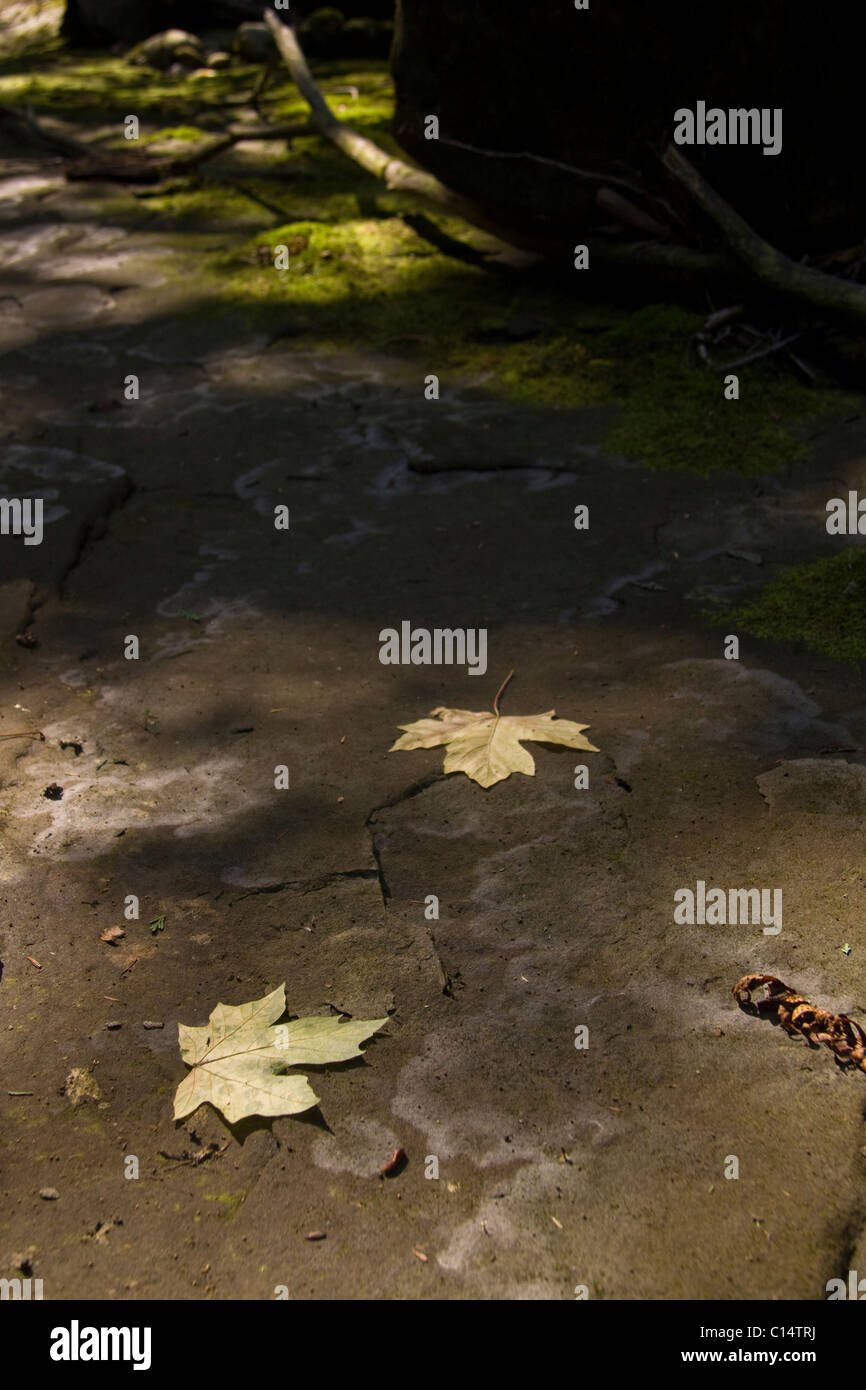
[758,759,866,817]
[3,133,866,1304]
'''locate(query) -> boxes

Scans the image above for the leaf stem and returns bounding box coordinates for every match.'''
[492,669,514,717]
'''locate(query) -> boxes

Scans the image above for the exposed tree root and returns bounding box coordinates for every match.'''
[263,9,866,329]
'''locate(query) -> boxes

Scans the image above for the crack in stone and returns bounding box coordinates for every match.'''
[365,772,447,909]
[368,831,391,907]
[57,472,136,599]
[599,752,635,844]
[426,925,456,997]
[14,579,39,644]
[230,868,380,903]
[8,469,137,637]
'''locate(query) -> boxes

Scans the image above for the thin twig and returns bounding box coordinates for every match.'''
[0,730,44,741]
[132,121,318,175]
[1,99,315,183]
[712,332,802,372]
[434,133,650,200]
[249,58,276,109]
[787,351,816,381]
[704,304,744,331]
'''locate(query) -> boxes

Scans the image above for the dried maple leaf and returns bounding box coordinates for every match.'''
[173,984,388,1124]
[391,677,599,789]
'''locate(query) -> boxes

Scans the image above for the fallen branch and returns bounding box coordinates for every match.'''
[0,101,316,183]
[224,120,316,141]
[263,10,474,210]
[262,9,545,258]
[170,121,316,173]
[249,57,277,109]
[663,144,866,330]
[66,122,318,181]
[14,22,862,325]
[585,239,729,279]
[595,186,671,240]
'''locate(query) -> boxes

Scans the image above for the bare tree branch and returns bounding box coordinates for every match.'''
[0,102,316,182]
[261,8,556,261]
[712,332,802,372]
[663,143,866,329]
[172,122,316,172]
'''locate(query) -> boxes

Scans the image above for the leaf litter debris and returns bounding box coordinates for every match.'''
[733,974,866,1073]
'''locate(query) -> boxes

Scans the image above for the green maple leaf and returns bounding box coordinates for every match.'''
[173,984,387,1124]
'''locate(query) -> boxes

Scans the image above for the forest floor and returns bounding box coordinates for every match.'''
[2,18,866,1300]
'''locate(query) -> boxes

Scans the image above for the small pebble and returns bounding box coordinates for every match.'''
[39,1188,59,1201]
[105,1021,123,1030]
[305,1231,326,1241]
[142,1021,164,1030]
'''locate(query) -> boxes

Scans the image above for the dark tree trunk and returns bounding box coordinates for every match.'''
[391,0,866,260]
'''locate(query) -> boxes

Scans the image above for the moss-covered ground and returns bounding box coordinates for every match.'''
[0,43,851,482]
[710,548,866,665]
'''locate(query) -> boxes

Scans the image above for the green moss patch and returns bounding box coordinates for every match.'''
[136,125,211,146]
[709,548,866,664]
[213,226,844,473]
[3,49,854,476]
[600,305,842,476]
[0,51,393,124]
[204,1190,247,1221]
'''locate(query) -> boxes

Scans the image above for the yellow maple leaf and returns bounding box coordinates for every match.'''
[391,703,599,789]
